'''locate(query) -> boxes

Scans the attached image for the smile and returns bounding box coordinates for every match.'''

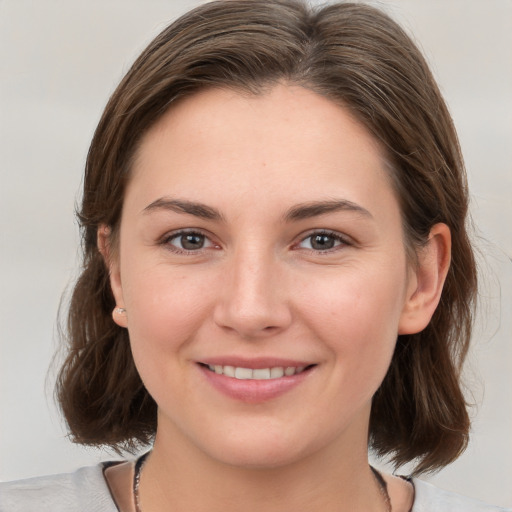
[198,361,316,402]
[205,365,307,379]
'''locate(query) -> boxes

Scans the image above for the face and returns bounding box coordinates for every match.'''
[108,84,423,469]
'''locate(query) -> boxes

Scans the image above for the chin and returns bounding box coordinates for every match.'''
[211,443,304,470]
[196,425,326,471]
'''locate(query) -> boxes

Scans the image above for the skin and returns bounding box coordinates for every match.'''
[101,84,450,512]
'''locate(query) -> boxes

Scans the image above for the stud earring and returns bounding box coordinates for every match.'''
[114,307,126,315]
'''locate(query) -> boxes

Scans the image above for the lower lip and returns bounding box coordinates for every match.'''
[198,365,313,403]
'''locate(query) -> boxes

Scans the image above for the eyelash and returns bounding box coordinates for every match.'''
[160,229,217,254]
[294,230,351,253]
[159,229,351,255]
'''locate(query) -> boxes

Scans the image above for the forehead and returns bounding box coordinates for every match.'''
[127,84,398,219]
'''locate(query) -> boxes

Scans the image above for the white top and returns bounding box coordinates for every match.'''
[0,464,510,512]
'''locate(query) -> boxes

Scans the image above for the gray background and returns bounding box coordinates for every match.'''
[1,0,511,506]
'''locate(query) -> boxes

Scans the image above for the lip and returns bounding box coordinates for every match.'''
[198,356,313,369]
[197,357,316,403]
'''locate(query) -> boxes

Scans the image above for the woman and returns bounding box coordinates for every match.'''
[1,1,509,511]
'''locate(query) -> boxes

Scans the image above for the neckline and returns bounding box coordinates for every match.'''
[102,459,417,512]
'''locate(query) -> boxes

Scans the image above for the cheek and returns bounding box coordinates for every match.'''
[120,267,222,419]
[298,264,407,380]
[121,264,218,365]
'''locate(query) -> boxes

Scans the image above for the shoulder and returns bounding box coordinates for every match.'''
[411,478,511,512]
[0,464,118,512]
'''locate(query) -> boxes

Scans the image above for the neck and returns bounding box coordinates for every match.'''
[140,416,386,512]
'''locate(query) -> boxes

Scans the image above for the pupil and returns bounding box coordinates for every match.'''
[312,234,334,250]
[181,233,204,250]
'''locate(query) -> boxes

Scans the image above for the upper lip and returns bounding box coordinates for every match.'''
[197,357,315,369]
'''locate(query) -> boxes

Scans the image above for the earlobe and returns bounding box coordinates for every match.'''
[398,223,451,335]
[97,225,127,328]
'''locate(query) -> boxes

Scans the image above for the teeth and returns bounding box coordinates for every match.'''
[235,367,253,379]
[205,364,308,380]
[223,365,235,378]
[270,367,284,378]
[253,368,271,379]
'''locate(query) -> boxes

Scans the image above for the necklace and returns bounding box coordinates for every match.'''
[371,466,393,512]
[132,452,392,512]
[133,451,150,512]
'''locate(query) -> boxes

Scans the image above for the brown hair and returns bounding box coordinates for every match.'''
[57,0,476,474]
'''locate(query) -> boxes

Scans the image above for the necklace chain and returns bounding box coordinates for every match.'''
[133,451,149,512]
[371,465,393,512]
[132,452,391,512]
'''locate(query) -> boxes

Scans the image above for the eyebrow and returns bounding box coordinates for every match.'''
[284,199,373,221]
[142,197,223,221]
[142,197,372,222]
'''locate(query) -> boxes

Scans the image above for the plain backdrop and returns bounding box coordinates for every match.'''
[1,0,511,507]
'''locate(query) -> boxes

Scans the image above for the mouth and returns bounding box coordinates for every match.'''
[199,363,313,380]
[197,361,316,402]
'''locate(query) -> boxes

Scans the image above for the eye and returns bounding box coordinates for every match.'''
[164,230,215,252]
[297,231,347,251]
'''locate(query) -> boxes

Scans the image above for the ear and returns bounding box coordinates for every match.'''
[398,223,451,335]
[98,224,127,328]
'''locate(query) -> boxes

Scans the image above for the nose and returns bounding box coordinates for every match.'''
[213,246,292,339]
